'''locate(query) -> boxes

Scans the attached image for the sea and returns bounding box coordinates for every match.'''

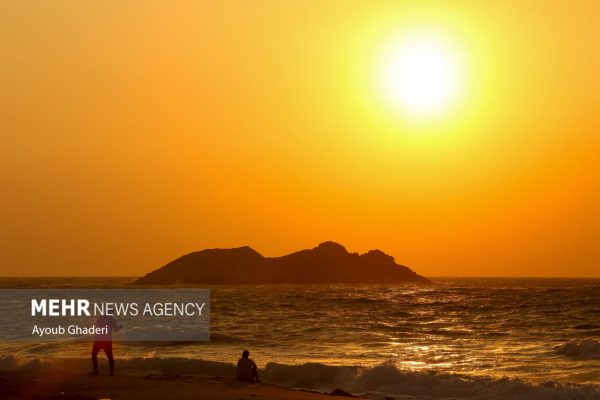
[1,277,599,400]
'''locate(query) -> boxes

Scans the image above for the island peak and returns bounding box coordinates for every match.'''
[134,243,431,285]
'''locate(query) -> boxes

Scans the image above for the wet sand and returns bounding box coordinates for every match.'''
[0,369,355,400]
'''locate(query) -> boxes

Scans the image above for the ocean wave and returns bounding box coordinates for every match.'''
[574,324,600,330]
[556,339,600,360]
[209,333,247,344]
[117,331,245,346]
[1,356,599,399]
[424,328,472,337]
[347,297,387,304]
[0,354,42,370]
[0,354,19,370]
[0,355,235,376]
[263,362,600,400]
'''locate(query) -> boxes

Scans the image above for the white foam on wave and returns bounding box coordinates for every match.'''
[0,354,42,370]
[556,339,600,360]
[262,362,600,400]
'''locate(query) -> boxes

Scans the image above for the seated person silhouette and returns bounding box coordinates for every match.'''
[91,314,122,376]
[236,349,259,382]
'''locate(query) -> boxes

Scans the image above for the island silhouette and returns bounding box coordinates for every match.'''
[134,241,431,284]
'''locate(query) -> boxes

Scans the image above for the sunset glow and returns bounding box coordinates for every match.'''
[377,33,465,118]
[1,1,599,278]
[1,3,599,400]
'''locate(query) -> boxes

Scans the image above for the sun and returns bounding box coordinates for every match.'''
[377,32,465,119]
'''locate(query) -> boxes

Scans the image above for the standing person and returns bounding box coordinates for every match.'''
[236,349,259,382]
[90,315,121,376]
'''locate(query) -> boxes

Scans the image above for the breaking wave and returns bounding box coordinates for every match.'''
[262,362,600,400]
[556,339,600,360]
[1,355,599,400]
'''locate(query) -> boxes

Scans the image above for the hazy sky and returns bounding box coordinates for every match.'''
[2,1,599,277]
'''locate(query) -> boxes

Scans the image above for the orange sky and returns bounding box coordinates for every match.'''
[1,1,599,277]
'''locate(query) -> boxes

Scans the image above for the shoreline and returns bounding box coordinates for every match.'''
[2,356,599,400]
[0,369,357,400]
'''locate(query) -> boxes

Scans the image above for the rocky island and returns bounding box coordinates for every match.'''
[134,241,431,285]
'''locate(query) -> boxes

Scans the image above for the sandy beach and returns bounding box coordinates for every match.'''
[0,369,352,400]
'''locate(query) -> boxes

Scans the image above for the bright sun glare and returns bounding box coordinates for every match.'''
[378,33,465,119]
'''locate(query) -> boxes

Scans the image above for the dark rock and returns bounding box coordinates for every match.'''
[329,388,356,397]
[134,242,431,285]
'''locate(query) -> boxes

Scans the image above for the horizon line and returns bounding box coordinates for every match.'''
[1,275,599,279]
